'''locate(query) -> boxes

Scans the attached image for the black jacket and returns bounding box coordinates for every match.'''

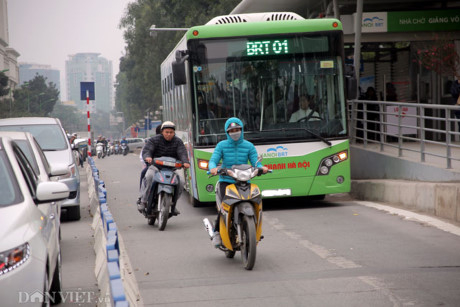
[141,134,189,163]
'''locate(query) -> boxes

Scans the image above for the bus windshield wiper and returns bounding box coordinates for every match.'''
[254,128,332,146]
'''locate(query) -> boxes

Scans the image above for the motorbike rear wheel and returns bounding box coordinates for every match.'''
[158,192,171,231]
[241,215,257,270]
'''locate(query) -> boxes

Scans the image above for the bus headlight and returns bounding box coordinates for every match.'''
[316,150,348,176]
[197,159,209,170]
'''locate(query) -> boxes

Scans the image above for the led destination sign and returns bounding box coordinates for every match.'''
[247,40,289,56]
[191,36,330,60]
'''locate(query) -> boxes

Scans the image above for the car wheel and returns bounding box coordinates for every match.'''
[42,270,50,307]
[66,206,81,221]
[49,251,62,304]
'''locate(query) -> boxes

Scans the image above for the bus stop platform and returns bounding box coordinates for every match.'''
[349,142,460,224]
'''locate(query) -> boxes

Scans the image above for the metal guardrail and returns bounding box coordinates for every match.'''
[347,99,460,169]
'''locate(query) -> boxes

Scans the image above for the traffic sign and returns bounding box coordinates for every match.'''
[80,82,95,100]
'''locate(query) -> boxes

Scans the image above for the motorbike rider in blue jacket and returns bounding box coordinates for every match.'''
[208,117,268,247]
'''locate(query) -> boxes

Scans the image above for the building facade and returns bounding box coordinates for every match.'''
[0,0,19,93]
[19,62,60,90]
[231,0,460,106]
[66,53,113,113]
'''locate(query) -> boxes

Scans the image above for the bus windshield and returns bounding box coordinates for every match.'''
[189,33,347,146]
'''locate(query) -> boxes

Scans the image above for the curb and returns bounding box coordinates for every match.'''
[86,157,139,306]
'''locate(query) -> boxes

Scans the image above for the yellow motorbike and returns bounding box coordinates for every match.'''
[204,164,271,270]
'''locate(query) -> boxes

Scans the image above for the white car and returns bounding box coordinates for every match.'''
[126,137,145,151]
[0,135,69,305]
[0,117,81,220]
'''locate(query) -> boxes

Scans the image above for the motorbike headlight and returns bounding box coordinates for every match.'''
[0,243,30,276]
[235,169,251,181]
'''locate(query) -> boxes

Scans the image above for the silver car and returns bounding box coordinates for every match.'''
[0,117,81,220]
[0,135,69,306]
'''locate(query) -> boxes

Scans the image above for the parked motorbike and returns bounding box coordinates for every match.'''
[121,143,129,156]
[141,156,183,231]
[114,143,120,155]
[203,162,271,270]
[96,142,105,159]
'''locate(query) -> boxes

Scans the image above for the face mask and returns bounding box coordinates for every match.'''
[229,131,241,141]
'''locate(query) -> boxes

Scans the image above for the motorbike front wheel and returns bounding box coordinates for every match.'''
[158,192,171,231]
[97,152,102,159]
[241,215,257,270]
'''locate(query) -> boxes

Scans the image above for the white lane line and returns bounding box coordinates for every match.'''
[356,201,460,237]
[264,215,361,269]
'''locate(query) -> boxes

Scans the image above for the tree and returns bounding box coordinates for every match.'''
[0,71,9,97]
[116,0,239,126]
[4,75,60,118]
[50,104,87,132]
[414,35,460,78]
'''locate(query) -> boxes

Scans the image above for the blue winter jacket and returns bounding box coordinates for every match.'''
[208,117,262,183]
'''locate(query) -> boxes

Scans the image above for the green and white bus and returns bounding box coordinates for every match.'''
[161,12,351,205]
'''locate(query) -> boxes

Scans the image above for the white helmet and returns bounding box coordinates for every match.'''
[161,121,176,131]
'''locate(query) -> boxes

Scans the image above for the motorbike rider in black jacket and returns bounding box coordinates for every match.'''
[137,121,190,214]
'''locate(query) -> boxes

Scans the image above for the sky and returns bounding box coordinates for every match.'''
[7,0,134,99]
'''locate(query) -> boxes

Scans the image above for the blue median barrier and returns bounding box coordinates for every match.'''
[110,279,126,302]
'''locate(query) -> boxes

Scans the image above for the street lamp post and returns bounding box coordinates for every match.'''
[149,25,188,38]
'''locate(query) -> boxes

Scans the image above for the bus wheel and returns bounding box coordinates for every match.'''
[188,192,202,207]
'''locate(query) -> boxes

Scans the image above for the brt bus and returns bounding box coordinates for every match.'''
[161,12,351,205]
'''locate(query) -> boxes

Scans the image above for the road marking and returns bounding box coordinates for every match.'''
[356,201,460,237]
[264,215,361,269]
[265,213,410,306]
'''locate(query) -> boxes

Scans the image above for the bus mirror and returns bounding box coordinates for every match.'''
[172,61,186,85]
[172,50,189,86]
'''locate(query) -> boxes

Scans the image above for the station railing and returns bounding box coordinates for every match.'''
[347,99,460,169]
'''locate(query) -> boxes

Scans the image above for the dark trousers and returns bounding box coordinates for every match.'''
[214,181,231,232]
[139,165,148,189]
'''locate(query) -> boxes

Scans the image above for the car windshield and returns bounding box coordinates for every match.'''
[0,147,23,207]
[0,124,68,151]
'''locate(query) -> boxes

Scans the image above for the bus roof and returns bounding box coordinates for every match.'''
[186,17,342,40]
